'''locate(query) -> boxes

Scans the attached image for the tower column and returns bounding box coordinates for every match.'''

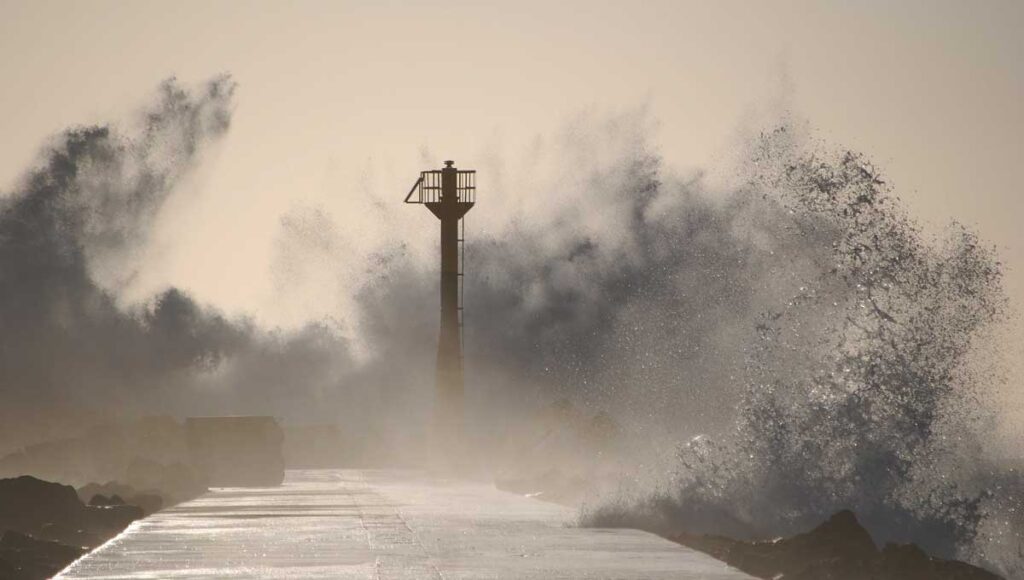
[406,160,475,462]
[436,163,463,446]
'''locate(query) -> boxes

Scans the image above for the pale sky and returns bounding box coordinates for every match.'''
[1,0,1021,329]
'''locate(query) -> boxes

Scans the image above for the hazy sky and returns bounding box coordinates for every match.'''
[1,0,1021,328]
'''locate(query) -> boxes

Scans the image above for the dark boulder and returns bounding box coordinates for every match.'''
[79,481,166,515]
[84,504,144,532]
[670,510,1003,580]
[0,555,17,579]
[1,475,145,549]
[0,530,84,580]
[880,542,1001,580]
[0,476,83,535]
[777,510,877,562]
[77,481,134,504]
[35,522,96,550]
[738,509,877,579]
[87,493,126,507]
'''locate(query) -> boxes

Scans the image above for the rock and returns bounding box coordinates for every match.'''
[670,510,1003,580]
[670,530,739,562]
[0,555,17,579]
[737,509,877,579]
[84,504,144,532]
[0,416,192,488]
[0,476,83,536]
[79,481,166,515]
[881,543,935,579]
[0,530,84,580]
[35,522,96,549]
[77,481,134,505]
[0,474,161,578]
[777,510,877,563]
[880,542,1001,580]
[0,475,145,549]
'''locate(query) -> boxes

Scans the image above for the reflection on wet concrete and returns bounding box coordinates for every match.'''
[59,469,752,579]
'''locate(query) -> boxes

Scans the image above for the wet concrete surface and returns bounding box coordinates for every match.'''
[59,469,753,579]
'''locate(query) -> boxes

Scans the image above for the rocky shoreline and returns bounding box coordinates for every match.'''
[671,510,1002,580]
[498,474,1003,580]
[3,469,1007,579]
[0,475,205,580]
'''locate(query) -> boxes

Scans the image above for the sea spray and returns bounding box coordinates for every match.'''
[0,77,357,449]
[583,129,1020,577]
[2,80,1020,574]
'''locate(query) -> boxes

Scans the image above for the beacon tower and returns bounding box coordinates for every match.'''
[405,161,475,452]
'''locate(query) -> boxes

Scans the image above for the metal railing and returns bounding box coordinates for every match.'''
[404,170,476,204]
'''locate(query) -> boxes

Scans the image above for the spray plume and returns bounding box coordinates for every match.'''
[0,78,1018,574]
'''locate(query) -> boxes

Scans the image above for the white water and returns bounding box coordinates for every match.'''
[58,469,752,579]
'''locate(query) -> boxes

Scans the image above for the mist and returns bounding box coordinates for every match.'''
[0,78,358,454]
[0,76,1019,574]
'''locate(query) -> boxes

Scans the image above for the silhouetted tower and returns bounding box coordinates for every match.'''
[405,161,475,451]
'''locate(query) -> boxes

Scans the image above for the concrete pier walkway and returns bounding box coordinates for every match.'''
[59,469,752,579]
